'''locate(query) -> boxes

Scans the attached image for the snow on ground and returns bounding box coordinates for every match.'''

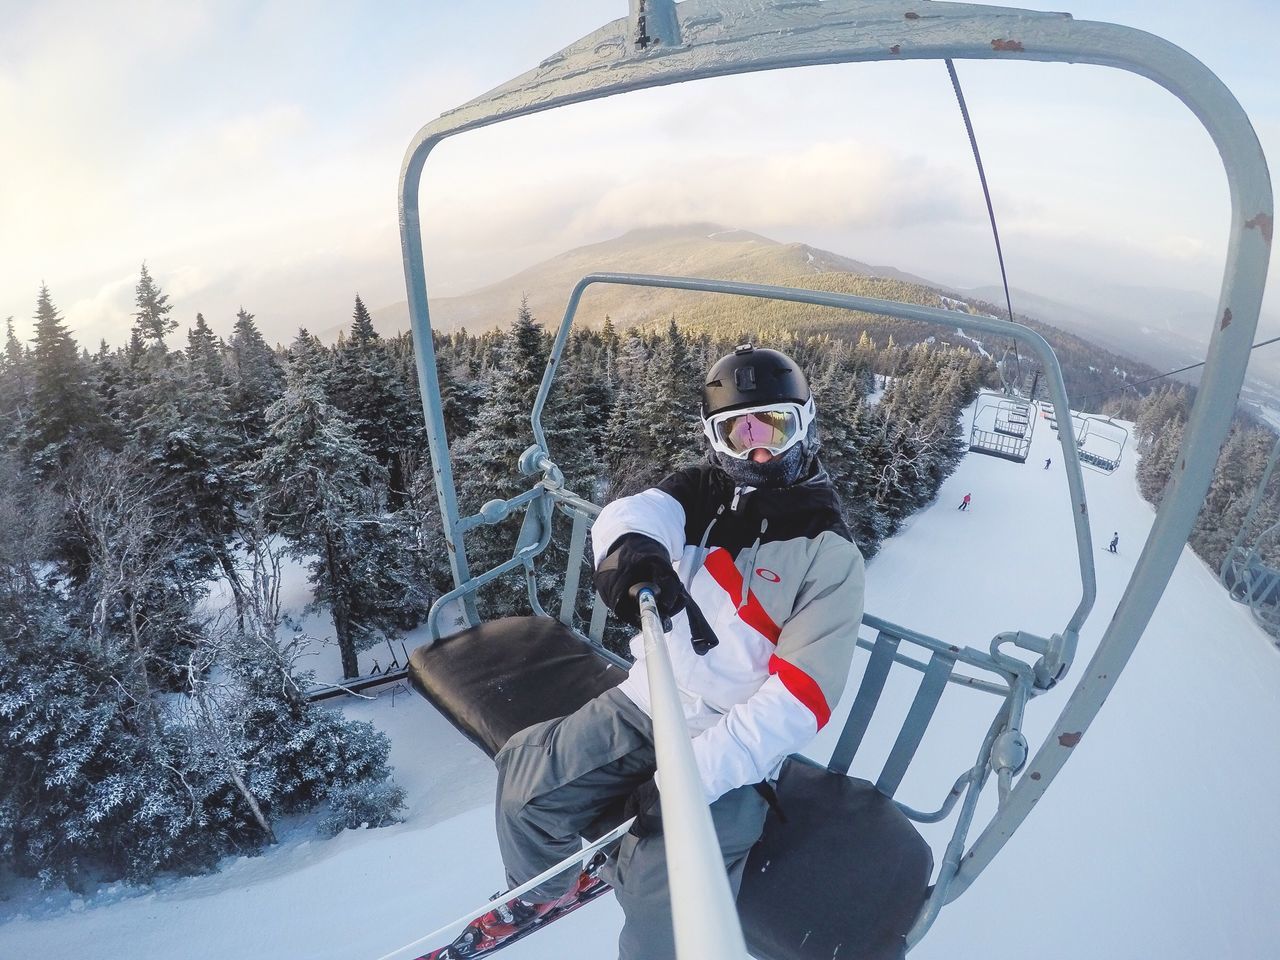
[3,404,1279,959]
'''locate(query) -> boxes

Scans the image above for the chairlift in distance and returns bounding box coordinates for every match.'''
[390,1,1271,958]
[1071,414,1130,474]
[969,391,1035,463]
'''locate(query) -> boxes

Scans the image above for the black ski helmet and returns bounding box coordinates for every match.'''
[701,344,819,488]
[701,344,811,417]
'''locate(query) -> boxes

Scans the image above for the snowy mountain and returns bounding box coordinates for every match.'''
[2,406,1278,960]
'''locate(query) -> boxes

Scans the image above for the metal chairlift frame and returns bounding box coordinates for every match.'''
[994,398,1032,437]
[1071,413,1129,474]
[396,0,1271,952]
[969,390,1034,462]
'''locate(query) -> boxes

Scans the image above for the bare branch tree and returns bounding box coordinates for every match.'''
[179,627,277,845]
[238,505,310,705]
[60,449,183,732]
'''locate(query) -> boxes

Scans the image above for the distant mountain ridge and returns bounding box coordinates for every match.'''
[358,222,1279,402]
[363,223,940,338]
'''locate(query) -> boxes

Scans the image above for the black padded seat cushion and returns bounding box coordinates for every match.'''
[408,616,627,757]
[738,756,934,960]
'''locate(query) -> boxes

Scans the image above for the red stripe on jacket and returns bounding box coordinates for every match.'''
[702,548,780,643]
[701,547,830,729]
[768,655,831,729]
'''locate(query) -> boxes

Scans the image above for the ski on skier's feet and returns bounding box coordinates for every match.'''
[415,855,612,959]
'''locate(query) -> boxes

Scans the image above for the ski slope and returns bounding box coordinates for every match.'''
[2,409,1278,960]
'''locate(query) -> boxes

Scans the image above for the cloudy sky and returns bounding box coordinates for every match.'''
[2,0,1277,355]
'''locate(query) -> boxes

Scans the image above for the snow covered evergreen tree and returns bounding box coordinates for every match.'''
[132,262,176,348]
[167,315,243,598]
[0,317,32,451]
[186,312,225,387]
[810,345,889,553]
[1191,426,1268,566]
[254,336,420,678]
[327,295,420,499]
[1136,389,1187,505]
[227,307,285,469]
[641,317,703,477]
[29,285,99,472]
[435,342,482,443]
[450,300,550,616]
[602,330,657,498]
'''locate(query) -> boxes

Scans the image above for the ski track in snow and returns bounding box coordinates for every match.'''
[2,403,1279,959]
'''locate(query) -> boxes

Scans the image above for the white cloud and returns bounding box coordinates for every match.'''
[208,104,310,173]
[411,134,978,296]
[64,274,137,347]
[569,141,973,235]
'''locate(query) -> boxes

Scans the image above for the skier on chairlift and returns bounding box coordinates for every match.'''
[463,344,865,960]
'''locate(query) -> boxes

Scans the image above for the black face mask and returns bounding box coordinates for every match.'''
[711,440,810,488]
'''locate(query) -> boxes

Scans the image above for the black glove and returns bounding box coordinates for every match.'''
[594,533,685,627]
[623,777,662,839]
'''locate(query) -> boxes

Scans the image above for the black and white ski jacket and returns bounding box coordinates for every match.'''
[591,461,865,802]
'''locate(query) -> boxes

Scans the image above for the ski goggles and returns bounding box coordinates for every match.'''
[702,398,814,460]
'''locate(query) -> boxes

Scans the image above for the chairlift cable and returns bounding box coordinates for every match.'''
[945,59,1020,389]
[1071,332,1280,404]
[944,57,1276,410]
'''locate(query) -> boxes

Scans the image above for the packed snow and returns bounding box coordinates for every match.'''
[2,404,1278,960]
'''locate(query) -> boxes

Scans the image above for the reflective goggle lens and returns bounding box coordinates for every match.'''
[713,408,799,455]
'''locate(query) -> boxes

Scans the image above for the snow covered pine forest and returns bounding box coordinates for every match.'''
[1,268,1279,959]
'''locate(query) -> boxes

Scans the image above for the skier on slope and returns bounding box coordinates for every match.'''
[1044,457,1051,469]
[958,492,972,511]
[1109,532,1119,553]
[469,344,865,960]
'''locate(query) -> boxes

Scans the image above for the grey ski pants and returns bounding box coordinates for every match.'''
[493,686,769,960]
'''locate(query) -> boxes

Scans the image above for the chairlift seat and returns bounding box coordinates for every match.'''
[738,756,933,960]
[407,615,626,756]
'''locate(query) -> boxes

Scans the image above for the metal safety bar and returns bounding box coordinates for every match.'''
[969,427,1031,462]
[877,653,956,797]
[636,588,749,960]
